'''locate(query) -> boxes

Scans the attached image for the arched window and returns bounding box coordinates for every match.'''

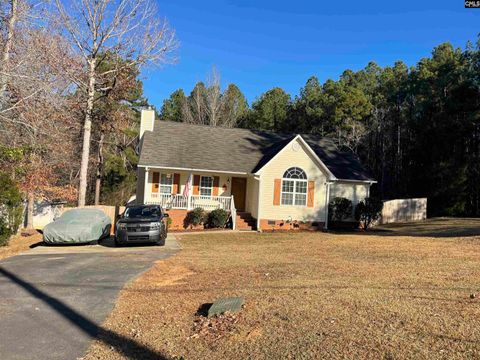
[281,167,308,206]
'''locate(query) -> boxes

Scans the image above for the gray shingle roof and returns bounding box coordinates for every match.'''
[138,121,374,181]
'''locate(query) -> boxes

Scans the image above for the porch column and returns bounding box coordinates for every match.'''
[187,172,193,210]
[143,167,149,205]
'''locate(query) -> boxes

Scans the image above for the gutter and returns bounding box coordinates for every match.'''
[137,165,248,176]
[332,179,377,184]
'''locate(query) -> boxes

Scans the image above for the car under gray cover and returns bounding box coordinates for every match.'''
[43,208,111,244]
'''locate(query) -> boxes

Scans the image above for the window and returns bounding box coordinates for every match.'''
[159,173,173,194]
[200,176,213,196]
[281,167,307,206]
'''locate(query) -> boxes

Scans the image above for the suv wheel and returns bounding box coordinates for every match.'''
[114,236,122,247]
[156,227,167,246]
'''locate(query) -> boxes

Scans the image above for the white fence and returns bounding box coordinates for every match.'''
[29,203,125,232]
[379,198,427,225]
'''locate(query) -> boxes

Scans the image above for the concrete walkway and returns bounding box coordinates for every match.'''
[0,234,180,360]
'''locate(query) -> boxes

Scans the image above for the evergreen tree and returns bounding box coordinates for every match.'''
[246,87,291,131]
[159,89,187,122]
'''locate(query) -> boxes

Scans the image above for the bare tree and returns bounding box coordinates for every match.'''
[0,0,18,98]
[0,20,81,227]
[181,68,247,128]
[206,67,221,126]
[53,0,177,206]
[183,81,207,125]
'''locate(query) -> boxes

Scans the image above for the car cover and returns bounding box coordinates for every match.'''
[43,208,112,244]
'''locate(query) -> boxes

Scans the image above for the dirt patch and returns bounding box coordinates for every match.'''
[85,230,480,359]
[136,262,194,287]
[0,231,42,261]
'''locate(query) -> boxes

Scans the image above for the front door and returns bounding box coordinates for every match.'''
[231,177,247,212]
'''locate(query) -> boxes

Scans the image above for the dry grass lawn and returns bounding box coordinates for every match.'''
[0,231,42,261]
[86,223,480,359]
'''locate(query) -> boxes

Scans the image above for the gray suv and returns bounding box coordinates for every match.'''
[115,205,169,246]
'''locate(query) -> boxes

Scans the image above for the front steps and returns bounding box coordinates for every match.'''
[235,212,257,231]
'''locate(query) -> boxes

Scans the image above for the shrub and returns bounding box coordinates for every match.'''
[329,197,353,221]
[206,209,229,229]
[355,197,384,230]
[184,207,206,228]
[0,218,11,246]
[0,172,23,246]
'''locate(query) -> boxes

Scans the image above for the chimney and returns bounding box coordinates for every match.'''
[140,107,155,139]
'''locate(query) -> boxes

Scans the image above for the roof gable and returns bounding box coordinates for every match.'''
[253,135,335,179]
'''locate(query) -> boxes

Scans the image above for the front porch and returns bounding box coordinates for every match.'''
[138,167,260,231]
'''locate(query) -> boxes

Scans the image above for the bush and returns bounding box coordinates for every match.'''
[0,218,11,246]
[184,207,206,228]
[0,172,23,246]
[355,197,384,230]
[329,197,353,221]
[165,216,173,230]
[206,209,229,229]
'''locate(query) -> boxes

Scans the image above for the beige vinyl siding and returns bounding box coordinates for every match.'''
[139,109,155,139]
[258,138,328,222]
[245,175,259,218]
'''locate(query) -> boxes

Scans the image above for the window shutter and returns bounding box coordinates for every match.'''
[273,179,281,205]
[307,181,315,207]
[193,175,200,195]
[173,173,180,194]
[151,172,159,193]
[212,176,220,196]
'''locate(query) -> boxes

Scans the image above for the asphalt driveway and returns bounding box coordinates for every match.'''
[0,235,180,360]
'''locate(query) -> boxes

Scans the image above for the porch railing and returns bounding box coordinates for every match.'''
[190,195,231,211]
[148,193,188,209]
[146,193,232,211]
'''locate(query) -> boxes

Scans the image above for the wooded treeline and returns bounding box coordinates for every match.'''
[160,41,480,216]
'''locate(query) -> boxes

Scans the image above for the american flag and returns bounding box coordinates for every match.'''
[183,174,192,198]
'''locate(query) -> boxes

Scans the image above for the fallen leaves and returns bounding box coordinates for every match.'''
[190,311,240,342]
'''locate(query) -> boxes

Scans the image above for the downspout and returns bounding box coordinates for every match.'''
[143,167,150,205]
[324,181,333,230]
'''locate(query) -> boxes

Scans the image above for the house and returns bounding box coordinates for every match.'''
[136,109,376,231]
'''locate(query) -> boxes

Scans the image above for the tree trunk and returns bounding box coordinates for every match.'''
[78,57,96,206]
[0,0,18,99]
[94,131,104,205]
[26,191,34,229]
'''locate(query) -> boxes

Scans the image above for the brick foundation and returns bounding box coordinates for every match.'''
[164,209,189,231]
[259,219,325,231]
[166,210,326,232]
[164,209,228,232]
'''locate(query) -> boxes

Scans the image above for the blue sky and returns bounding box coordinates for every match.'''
[143,0,479,108]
